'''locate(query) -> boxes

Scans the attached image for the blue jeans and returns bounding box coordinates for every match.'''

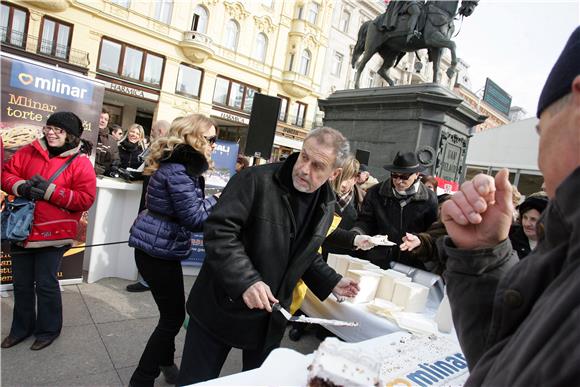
[9,245,66,341]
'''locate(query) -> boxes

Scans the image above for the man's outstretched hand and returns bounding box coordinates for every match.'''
[332,277,360,302]
[242,281,279,312]
[441,169,513,250]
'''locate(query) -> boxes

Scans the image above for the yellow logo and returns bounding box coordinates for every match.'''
[18,72,34,85]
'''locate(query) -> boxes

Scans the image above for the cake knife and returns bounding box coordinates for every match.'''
[272,303,359,327]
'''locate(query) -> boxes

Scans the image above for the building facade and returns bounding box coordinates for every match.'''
[1,0,339,160]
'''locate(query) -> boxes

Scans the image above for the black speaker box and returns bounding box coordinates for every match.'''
[245,93,281,160]
[355,149,370,166]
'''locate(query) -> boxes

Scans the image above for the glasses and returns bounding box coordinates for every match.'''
[204,135,217,145]
[43,126,66,135]
[391,173,412,181]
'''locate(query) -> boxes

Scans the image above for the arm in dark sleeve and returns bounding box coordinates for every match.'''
[168,170,216,232]
[323,227,357,251]
[202,171,262,300]
[302,254,342,301]
[443,237,519,368]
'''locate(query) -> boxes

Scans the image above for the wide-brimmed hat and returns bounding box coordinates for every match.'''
[383,152,426,174]
[518,195,548,217]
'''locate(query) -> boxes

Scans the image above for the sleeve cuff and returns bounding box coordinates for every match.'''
[443,237,515,275]
[12,180,27,196]
[44,183,56,201]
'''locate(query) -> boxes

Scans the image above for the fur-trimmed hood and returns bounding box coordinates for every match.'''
[161,144,209,177]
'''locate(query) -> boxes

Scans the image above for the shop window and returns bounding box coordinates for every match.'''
[253,33,267,62]
[111,0,130,7]
[307,2,319,24]
[38,16,72,60]
[225,19,239,51]
[293,102,307,127]
[1,2,28,48]
[517,173,544,197]
[278,95,289,122]
[176,64,203,98]
[465,166,488,182]
[98,37,165,87]
[191,6,208,33]
[299,49,311,76]
[339,9,350,33]
[212,76,259,112]
[331,51,343,76]
[154,0,173,24]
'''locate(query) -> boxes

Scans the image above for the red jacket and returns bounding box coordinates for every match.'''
[1,139,96,248]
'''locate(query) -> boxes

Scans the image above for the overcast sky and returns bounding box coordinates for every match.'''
[453,0,580,117]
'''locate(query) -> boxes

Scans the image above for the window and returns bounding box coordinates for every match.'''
[307,2,319,24]
[191,6,208,33]
[176,64,203,98]
[253,33,267,62]
[98,37,165,86]
[367,70,375,88]
[296,6,303,19]
[154,0,173,24]
[224,19,239,51]
[39,17,72,60]
[111,0,130,7]
[293,102,307,127]
[299,50,311,76]
[1,3,28,47]
[212,76,259,112]
[288,53,294,71]
[339,10,350,33]
[331,52,343,76]
[278,95,289,122]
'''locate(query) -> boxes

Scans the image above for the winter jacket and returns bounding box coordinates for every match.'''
[443,166,580,386]
[352,179,438,268]
[95,131,120,175]
[1,138,96,248]
[118,140,145,170]
[509,224,532,259]
[128,144,216,260]
[187,153,342,350]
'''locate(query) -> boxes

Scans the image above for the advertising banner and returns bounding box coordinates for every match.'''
[182,140,239,266]
[0,53,105,287]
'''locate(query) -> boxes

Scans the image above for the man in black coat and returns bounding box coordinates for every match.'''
[178,127,360,385]
[352,151,438,269]
[440,26,580,385]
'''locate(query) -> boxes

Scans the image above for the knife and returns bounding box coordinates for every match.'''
[272,303,359,327]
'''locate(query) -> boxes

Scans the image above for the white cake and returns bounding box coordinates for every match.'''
[375,270,411,301]
[307,334,469,387]
[392,281,430,313]
[345,270,382,304]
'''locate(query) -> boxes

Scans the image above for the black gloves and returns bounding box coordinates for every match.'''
[30,175,51,200]
[16,181,34,199]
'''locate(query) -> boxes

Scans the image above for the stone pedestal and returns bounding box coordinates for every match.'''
[318,84,486,183]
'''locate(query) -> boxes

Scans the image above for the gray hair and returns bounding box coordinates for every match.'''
[304,127,350,167]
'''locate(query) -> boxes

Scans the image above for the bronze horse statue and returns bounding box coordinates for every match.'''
[352,0,480,88]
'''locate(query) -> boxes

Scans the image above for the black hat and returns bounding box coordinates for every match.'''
[518,195,548,217]
[383,151,425,174]
[537,27,580,117]
[46,112,84,137]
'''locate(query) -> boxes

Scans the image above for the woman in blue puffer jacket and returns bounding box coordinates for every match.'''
[127,114,218,387]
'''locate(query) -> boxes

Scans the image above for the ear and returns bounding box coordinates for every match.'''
[328,167,342,182]
[572,75,580,104]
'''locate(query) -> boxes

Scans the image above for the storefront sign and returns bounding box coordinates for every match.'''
[103,80,159,101]
[210,108,249,125]
[1,53,104,287]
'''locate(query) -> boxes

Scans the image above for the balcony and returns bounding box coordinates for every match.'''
[281,70,313,98]
[1,29,89,72]
[179,31,214,64]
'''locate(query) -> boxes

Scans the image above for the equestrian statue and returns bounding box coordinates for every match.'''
[351,0,480,88]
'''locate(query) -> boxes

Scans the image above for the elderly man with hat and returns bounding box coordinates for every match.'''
[1,112,96,351]
[439,27,580,384]
[351,151,438,269]
[509,194,549,259]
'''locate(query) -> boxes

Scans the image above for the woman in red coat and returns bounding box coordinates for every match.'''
[1,112,96,351]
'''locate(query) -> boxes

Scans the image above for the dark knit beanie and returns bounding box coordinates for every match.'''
[518,196,548,217]
[46,111,84,137]
[537,26,580,117]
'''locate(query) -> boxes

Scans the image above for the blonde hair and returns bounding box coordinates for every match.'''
[120,123,147,150]
[330,156,360,194]
[144,114,216,175]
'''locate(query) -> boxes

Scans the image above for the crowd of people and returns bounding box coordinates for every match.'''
[1,25,578,387]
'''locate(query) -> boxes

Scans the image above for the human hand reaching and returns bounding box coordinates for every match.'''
[332,277,360,301]
[242,281,278,312]
[353,235,378,250]
[400,233,421,251]
[441,169,513,250]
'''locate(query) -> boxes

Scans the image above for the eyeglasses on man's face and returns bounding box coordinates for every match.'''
[204,135,217,145]
[391,173,412,181]
[43,126,66,135]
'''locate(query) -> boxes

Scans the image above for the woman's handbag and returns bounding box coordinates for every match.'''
[1,153,79,241]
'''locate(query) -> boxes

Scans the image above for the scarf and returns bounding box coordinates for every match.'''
[392,180,420,208]
[337,189,353,213]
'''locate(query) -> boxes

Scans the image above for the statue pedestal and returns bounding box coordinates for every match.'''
[318,84,486,184]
